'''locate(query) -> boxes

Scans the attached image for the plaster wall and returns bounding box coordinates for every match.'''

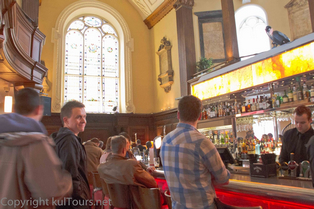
[38,0,154,113]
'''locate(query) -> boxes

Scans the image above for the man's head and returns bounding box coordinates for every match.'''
[61,101,86,136]
[14,88,43,121]
[265,26,273,34]
[293,105,312,134]
[119,132,130,150]
[90,137,100,146]
[137,139,141,145]
[178,95,202,123]
[111,135,127,156]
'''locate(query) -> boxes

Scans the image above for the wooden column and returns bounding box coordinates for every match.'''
[221,0,239,61]
[309,0,314,32]
[175,0,196,96]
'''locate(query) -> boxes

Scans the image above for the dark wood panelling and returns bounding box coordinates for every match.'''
[42,110,178,144]
[0,1,47,87]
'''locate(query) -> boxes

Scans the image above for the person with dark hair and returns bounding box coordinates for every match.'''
[84,137,103,173]
[137,139,146,152]
[119,131,135,159]
[280,105,314,165]
[98,135,157,188]
[0,88,72,208]
[160,95,230,209]
[265,25,290,48]
[52,100,90,209]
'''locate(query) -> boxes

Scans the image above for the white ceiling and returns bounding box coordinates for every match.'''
[128,0,165,19]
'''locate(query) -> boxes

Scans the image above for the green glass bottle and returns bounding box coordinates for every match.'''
[283,90,289,103]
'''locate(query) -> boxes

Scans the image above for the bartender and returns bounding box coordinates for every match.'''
[279,105,314,165]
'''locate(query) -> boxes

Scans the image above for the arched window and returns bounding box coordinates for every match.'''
[51,0,134,113]
[235,5,270,60]
[65,16,119,113]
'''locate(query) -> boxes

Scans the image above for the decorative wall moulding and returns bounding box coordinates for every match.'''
[156,37,174,93]
[144,0,176,29]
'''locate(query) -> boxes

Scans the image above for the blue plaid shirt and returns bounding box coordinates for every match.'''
[160,123,230,209]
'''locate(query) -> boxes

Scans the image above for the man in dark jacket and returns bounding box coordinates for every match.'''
[52,101,90,209]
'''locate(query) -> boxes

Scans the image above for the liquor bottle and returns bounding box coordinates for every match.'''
[272,94,277,108]
[288,85,294,102]
[251,98,256,111]
[258,96,263,110]
[247,100,251,112]
[276,94,281,108]
[282,90,289,103]
[234,101,238,114]
[310,84,314,102]
[204,106,208,119]
[297,84,303,101]
[242,101,246,113]
[288,153,298,177]
[303,82,310,102]
[293,85,298,102]
[220,132,225,144]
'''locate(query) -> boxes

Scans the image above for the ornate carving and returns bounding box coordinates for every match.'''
[285,0,309,9]
[173,0,194,9]
[156,37,174,93]
[131,0,150,17]
[144,0,176,29]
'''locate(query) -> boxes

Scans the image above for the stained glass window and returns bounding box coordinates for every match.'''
[64,16,119,113]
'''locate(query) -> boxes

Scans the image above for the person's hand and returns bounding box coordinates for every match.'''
[147,166,155,174]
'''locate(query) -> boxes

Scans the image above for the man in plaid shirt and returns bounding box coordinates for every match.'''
[160,95,230,209]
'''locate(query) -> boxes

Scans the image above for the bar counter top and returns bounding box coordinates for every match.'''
[153,168,314,206]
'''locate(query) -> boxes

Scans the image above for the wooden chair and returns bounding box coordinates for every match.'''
[91,171,104,209]
[215,198,262,209]
[100,178,114,209]
[164,190,172,209]
[130,185,161,209]
[107,183,132,209]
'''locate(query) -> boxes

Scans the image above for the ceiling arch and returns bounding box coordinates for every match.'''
[128,0,164,19]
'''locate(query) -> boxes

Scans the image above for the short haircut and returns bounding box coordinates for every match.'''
[60,100,85,125]
[119,132,130,141]
[111,135,127,154]
[105,137,112,152]
[146,141,152,149]
[90,137,100,144]
[265,25,271,33]
[137,139,141,144]
[178,95,202,122]
[14,88,41,115]
[294,105,312,120]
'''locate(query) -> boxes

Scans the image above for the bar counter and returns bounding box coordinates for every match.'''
[153,168,314,209]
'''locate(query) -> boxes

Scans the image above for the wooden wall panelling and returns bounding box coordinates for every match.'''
[310,0,314,32]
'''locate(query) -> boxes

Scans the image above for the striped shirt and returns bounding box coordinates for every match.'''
[160,123,230,209]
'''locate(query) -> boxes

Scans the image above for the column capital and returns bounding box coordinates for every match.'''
[174,0,194,10]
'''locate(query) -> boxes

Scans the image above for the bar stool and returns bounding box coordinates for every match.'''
[215,198,262,209]
[164,190,172,209]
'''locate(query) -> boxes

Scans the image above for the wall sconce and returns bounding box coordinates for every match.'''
[4,85,12,113]
[4,96,13,113]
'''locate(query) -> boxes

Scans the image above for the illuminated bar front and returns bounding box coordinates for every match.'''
[192,40,314,100]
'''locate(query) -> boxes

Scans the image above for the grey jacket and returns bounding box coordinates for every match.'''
[0,113,72,209]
